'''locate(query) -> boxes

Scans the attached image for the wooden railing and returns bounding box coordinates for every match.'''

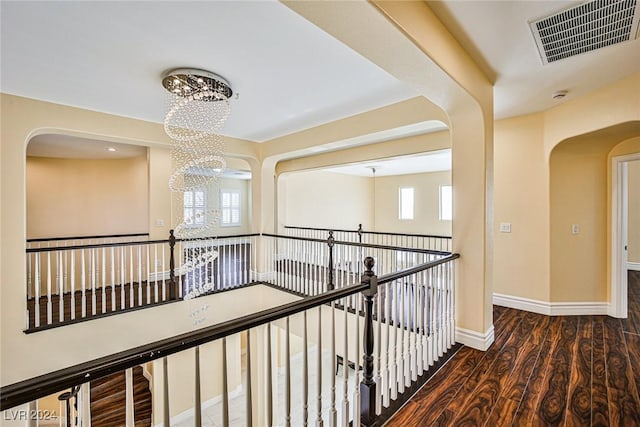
[284,224,452,252]
[25,233,260,331]
[3,254,460,427]
[26,233,150,249]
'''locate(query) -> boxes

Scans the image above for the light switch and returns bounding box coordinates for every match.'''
[572,224,580,234]
[499,222,511,233]
[155,219,165,227]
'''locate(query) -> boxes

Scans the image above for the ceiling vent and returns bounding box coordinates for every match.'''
[529,0,640,64]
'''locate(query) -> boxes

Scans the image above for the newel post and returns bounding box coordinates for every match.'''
[169,229,177,300]
[360,256,378,427]
[327,230,335,291]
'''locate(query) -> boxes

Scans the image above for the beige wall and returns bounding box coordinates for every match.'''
[278,170,373,231]
[629,160,640,264]
[374,171,451,236]
[27,155,149,238]
[493,114,550,301]
[491,74,640,309]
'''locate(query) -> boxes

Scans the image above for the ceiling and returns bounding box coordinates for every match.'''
[3,1,640,171]
[323,150,451,177]
[27,134,147,159]
[0,0,417,143]
[428,1,640,119]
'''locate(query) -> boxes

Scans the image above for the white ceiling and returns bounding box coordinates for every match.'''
[27,134,147,159]
[0,0,417,143]
[4,1,640,173]
[323,150,451,177]
[428,1,640,119]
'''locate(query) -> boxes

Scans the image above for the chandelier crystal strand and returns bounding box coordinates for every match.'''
[162,68,233,302]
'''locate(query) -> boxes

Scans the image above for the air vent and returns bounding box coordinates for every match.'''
[529,0,640,64]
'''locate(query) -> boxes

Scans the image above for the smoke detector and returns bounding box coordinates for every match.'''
[529,0,640,65]
[552,90,568,100]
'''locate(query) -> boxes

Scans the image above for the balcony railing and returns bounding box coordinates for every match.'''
[3,252,460,427]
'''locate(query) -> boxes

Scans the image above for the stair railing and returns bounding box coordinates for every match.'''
[5,253,460,427]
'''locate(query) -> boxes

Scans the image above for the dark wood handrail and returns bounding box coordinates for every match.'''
[0,282,368,411]
[27,233,150,243]
[25,233,261,253]
[284,225,452,240]
[264,233,451,256]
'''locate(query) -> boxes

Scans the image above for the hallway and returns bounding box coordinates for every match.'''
[386,270,640,426]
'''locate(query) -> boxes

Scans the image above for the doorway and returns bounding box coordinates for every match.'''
[611,154,640,318]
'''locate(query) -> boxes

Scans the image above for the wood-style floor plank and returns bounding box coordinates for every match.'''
[385,271,640,427]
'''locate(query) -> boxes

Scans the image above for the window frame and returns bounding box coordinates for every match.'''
[220,189,242,227]
[398,187,415,220]
[439,185,453,221]
[183,188,206,228]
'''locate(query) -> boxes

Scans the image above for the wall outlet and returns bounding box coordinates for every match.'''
[499,222,511,233]
[572,224,580,234]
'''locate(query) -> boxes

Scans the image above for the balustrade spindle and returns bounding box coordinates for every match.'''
[390,280,397,400]
[129,246,134,308]
[375,291,382,415]
[70,251,76,320]
[137,246,143,306]
[91,249,97,316]
[222,337,230,427]
[58,252,64,322]
[266,323,273,427]
[317,306,323,427]
[246,330,253,427]
[353,292,361,427]
[153,245,159,303]
[111,247,116,311]
[35,254,41,328]
[330,302,337,427]
[160,357,169,427]
[383,282,390,407]
[342,296,349,426]
[162,245,166,301]
[101,248,106,314]
[125,368,134,427]
[146,246,151,305]
[285,318,291,427]
[194,346,202,427]
[47,252,52,324]
[81,250,87,319]
[303,311,309,426]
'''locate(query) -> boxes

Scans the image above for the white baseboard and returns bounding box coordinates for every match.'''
[455,326,494,351]
[628,262,640,271]
[493,293,609,316]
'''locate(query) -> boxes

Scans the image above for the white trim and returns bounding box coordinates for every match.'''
[455,325,494,351]
[628,262,640,271]
[611,153,640,318]
[493,293,609,316]
[155,385,243,427]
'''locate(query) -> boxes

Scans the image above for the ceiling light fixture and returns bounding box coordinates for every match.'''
[106,147,116,152]
[161,68,233,239]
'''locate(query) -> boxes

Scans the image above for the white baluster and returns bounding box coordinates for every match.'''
[342,297,349,426]
[383,282,390,407]
[47,252,52,324]
[154,244,159,303]
[101,248,106,314]
[285,318,291,427]
[81,249,87,318]
[194,347,202,427]
[70,251,76,320]
[137,246,142,306]
[317,306,323,427]
[35,253,41,328]
[146,245,151,305]
[352,293,361,427]
[125,368,134,427]
[329,302,337,427]
[163,357,170,427]
[304,312,310,426]
[375,291,382,415]
[129,246,134,308]
[161,245,166,301]
[390,282,398,400]
[111,247,116,312]
[222,337,229,427]
[246,331,253,427]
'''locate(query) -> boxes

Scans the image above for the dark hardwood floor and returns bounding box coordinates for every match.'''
[386,270,640,426]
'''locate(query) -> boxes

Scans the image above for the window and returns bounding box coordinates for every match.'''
[440,185,452,221]
[184,189,205,227]
[221,189,241,226]
[398,187,414,220]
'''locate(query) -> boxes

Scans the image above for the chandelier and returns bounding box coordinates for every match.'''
[161,68,233,239]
